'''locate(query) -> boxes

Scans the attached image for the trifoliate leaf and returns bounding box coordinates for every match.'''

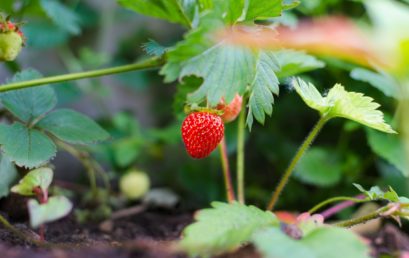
[1,69,57,123]
[181,202,278,257]
[292,78,396,134]
[11,167,53,196]
[275,50,325,78]
[246,51,280,128]
[181,44,256,105]
[350,68,400,99]
[294,147,343,187]
[37,109,109,144]
[28,196,73,228]
[353,183,400,202]
[366,128,408,176]
[0,154,18,198]
[40,0,81,35]
[253,226,370,258]
[0,123,56,168]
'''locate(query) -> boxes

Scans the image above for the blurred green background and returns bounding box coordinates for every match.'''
[0,0,407,215]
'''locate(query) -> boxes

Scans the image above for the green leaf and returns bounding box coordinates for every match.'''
[37,109,109,144]
[0,154,18,198]
[40,0,81,35]
[294,147,343,187]
[142,39,167,57]
[246,0,282,20]
[118,0,194,26]
[350,68,400,99]
[181,202,278,256]
[181,44,256,105]
[28,196,73,228]
[367,128,408,176]
[0,123,56,168]
[11,167,53,196]
[292,78,396,134]
[353,184,400,202]
[275,50,325,78]
[1,69,57,123]
[246,51,280,129]
[253,226,370,258]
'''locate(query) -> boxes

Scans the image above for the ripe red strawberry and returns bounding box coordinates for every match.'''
[181,112,224,159]
[217,94,243,123]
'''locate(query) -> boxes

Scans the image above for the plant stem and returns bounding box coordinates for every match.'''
[0,57,164,93]
[308,196,366,215]
[320,195,366,219]
[267,116,328,211]
[56,141,99,199]
[0,213,43,246]
[333,206,389,228]
[33,187,49,241]
[219,137,236,203]
[237,103,246,204]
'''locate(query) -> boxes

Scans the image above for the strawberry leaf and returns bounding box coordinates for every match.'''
[0,123,56,168]
[1,69,57,123]
[292,78,396,134]
[11,167,53,196]
[28,196,73,228]
[0,154,18,198]
[181,202,278,257]
[253,226,370,258]
[246,0,282,20]
[40,0,81,35]
[353,183,400,202]
[275,50,325,78]
[37,109,109,144]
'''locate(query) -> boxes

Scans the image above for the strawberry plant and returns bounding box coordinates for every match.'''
[0,0,408,257]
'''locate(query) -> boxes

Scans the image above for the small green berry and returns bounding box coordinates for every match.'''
[119,170,150,200]
[0,31,23,61]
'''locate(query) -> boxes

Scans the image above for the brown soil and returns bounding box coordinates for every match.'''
[0,209,408,258]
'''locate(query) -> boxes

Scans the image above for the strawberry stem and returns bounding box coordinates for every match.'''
[0,56,164,93]
[218,137,236,203]
[236,101,246,204]
[267,116,328,211]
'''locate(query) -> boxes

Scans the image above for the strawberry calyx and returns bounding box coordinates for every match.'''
[184,104,224,116]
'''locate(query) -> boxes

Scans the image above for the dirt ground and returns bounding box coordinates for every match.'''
[0,208,409,258]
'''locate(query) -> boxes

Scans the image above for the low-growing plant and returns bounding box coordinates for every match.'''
[0,0,408,257]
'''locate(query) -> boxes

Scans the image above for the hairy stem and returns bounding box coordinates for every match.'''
[0,57,164,93]
[267,116,328,211]
[308,195,366,215]
[219,137,236,203]
[237,103,246,204]
[333,206,390,228]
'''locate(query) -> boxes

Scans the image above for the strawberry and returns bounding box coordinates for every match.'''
[0,21,24,62]
[181,112,224,159]
[217,94,243,123]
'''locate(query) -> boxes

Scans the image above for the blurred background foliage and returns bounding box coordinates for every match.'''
[0,0,407,214]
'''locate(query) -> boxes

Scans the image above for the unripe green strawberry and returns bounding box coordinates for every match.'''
[119,170,150,200]
[217,94,243,123]
[0,21,24,62]
[181,111,224,159]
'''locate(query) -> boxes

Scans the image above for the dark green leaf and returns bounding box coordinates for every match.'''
[1,69,57,123]
[246,0,282,20]
[28,196,73,228]
[181,44,256,105]
[40,0,81,35]
[181,202,278,256]
[350,68,400,99]
[367,128,408,176]
[118,0,193,26]
[294,147,343,187]
[0,154,18,198]
[247,51,280,129]
[0,123,56,168]
[37,109,109,144]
